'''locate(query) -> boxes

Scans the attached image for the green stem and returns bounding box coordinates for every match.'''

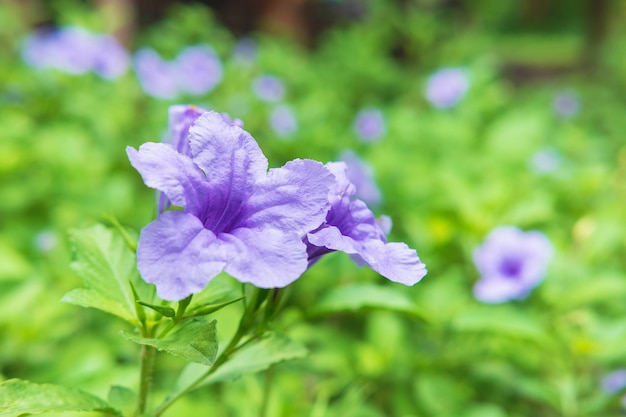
[135,342,156,416]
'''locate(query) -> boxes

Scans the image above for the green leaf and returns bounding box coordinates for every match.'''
[138,301,176,318]
[311,283,425,320]
[62,224,148,323]
[107,385,136,417]
[0,379,120,416]
[174,332,307,393]
[123,318,218,365]
[452,305,547,342]
[186,296,244,318]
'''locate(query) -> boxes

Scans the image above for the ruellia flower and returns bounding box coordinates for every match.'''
[252,75,285,102]
[425,67,469,109]
[306,162,427,285]
[601,369,626,394]
[127,110,334,300]
[339,149,381,207]
[269,104,298,138]
[353,108,385,143]
[473,226,553,303]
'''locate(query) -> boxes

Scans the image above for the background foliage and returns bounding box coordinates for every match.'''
[2,0,626,416]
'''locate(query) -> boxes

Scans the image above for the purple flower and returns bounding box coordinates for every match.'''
[530,147,562,174]
[134,48,179,99]
[269,105,298,138]
[127,110,334,300]
[425,68,469,109]
[22,26,128,79]
[353,108,385,143]
[602,370,626,394]
[473,226,553,303]
[252,75,285,102]
[553,90,580,118]
[339,150,381,206]
[233,37,257,65]
[306,162,427,285]
[176,45,223,95]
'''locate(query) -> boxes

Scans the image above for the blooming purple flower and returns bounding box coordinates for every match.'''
[127,110,334,300]
[602,369,626,394]
[353,108,385,143]
[21,26,128,79]
[252,75,285,102]
[306,162,426,285]
[425,68,469,109]
[473,226,553,303]
[134,48,179,99]
[269,105,298,138]
[176,45,223,95]
[339,150,381,206]
[553,90,580,118]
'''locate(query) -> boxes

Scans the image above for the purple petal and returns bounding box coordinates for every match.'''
[242,159,333,235]
[221,228,308,288]
[134,48,178,99]
[357,241,427,285]
[165,105,208,155]
[126,143,208,216]
[137,211,227,301]
[176,45,223,95]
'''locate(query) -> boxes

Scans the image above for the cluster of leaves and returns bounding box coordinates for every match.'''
[2,0,626,416]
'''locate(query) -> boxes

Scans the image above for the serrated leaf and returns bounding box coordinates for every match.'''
[174,332,307,394]
[64,224,149,323]
[0,379,120,416]
[312,283,425,320]
[123,318,218,365]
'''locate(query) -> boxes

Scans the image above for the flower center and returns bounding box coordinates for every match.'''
[499,257,523,279]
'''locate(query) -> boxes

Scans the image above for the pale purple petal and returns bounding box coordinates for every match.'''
[353,108,385,142]
[176,45,223,95]
[137,211,227,301]
[425,68,469,109]
[340,150,382,206]
[220,228,308,288]
[51,27,99,74]
[473,277,528,303]
[602,370,626,394]
[553,90,580,118]
[269,105,298,138]
[358,240,427,285]
[243,159,333,234]
[134,48,178,99]
[252,75,285,102]
[126,143,208,215]
[93,35,129,79]
[165,105,208,155]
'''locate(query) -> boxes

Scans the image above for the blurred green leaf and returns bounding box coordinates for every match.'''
[107,385,136,417]
[0,379,119,416]
[123,317,218,366]
[452,305,548,342]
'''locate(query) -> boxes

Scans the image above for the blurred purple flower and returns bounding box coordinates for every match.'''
[252,75,285,102]
[176,45,223,95]
[306,162,427,285]
[553,91,580,118]
[425,68,469,109]
[22,26,128,79]
[127,110,334,300]
[134,48,179,99]
[34,230,58,252]
[270,105,298,138]
[602,370,626,394]
[473,226,553,303]
[530,148,562,174]
[233,37,257,65]
[339,149,382,206]
[353,108,385,143]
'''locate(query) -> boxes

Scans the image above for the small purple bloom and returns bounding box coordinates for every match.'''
[425,68,470,109]
[134,48,179,99]
[339,150,381,206]
[269,105,298,138]
[233,37,257,65]
[553,90,580,118]
[530,147,562,174]
[306,162,427,285]
[127,109,334,300]
[602,370,626,394]
[176,45,223,95]
[252,75,285,102]
[353,108,385,143]
[93,35,129,80]
[473,226,553,303]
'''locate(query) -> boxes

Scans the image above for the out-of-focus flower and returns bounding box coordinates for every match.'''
[22,26,129,79]
[602,370,626,394]
[34,230,58,252]
[425,67,470,109]
[473,226,553,303]
[339,149,381,206]
[553,90,580,118]
[530,147,562,174]
[134,48,179,99]
[353,108,385,143]
[233,37,257,65]
[176,45,223,95]
[127,109,334,300]
[306,162,427,285]
[269,105,298,138]
[252,75,285,102]
[134,45,223,99]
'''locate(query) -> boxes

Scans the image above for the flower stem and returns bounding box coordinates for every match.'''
[135,342,156,416]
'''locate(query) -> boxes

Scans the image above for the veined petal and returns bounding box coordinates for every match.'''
[220,228,308,288]
[188,111,268,189]
[137,211,227,301]
[242,159,333,235]
[165,105,207,155]
[127,143,208,216]
[358,240,427,285]
[307,225,361,255]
